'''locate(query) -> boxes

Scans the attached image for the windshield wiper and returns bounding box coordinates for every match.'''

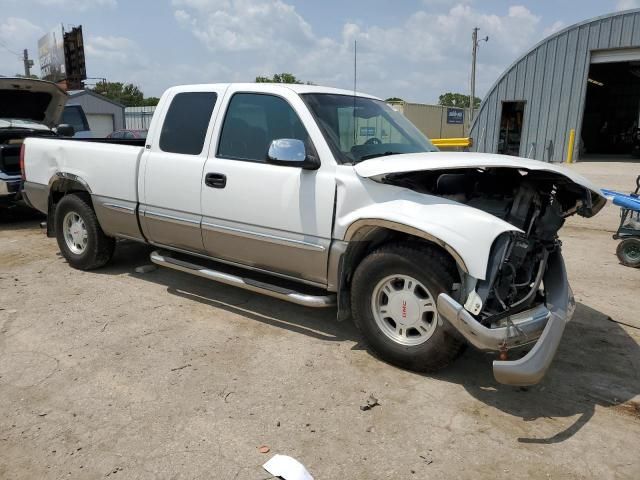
[358,151,402,162]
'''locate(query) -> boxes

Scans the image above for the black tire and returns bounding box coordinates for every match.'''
[55,193,115,270]
[351,242,464,373]
[616,237,640,268]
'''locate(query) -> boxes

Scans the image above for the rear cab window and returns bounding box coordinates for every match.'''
[159,92,218,155]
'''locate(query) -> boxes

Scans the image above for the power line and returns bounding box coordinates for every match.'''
[0,38,22,58]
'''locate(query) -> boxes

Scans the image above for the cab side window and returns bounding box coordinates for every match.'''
[218,93,311,162]
[160,92,217,155]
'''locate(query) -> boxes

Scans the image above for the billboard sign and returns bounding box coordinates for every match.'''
[38,25,66,82]
[64,26,87,90]
[446,107,464,124]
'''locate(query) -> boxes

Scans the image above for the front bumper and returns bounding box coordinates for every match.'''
[437,250,574,386]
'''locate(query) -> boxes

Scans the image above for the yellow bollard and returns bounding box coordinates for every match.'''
[566,128,576,163]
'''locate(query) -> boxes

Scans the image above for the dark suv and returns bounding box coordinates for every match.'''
[0,78,71,205]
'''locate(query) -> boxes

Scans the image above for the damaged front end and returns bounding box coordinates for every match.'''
[382,166,604,385]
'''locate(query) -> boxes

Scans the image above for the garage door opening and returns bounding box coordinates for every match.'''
[87,114,115,138]
[581,61,640,159]
[497,101,525,156]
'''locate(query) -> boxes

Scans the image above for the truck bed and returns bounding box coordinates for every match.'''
[23,136,145,205]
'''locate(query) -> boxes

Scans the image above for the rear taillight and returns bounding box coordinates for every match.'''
[19,143,25,181]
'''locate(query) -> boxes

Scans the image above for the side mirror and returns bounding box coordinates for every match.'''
[56,124,75,137]
[267,139,319,170]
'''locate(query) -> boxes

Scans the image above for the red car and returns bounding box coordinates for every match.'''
[107,129,147,140]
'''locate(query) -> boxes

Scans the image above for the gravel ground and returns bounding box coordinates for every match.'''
[1,162,639,479]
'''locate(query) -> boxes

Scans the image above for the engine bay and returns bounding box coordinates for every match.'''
[383,167,599,322]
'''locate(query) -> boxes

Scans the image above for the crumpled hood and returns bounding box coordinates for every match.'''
[0,78,67,128]
[354,151,606,214]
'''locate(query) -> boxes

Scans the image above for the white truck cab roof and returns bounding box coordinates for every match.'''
[162,82,380,100]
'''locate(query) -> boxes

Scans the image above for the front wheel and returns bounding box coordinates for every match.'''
[55,193,115,270]
[616,237,640,268]
[351,243,464,373]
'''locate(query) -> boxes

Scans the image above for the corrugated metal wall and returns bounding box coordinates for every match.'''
[125,106,156,130]
[470,9,640,162]
[391,102,469,139]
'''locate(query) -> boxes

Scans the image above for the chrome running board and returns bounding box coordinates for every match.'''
[150,250,336,308]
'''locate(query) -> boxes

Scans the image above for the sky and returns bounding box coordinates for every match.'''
[1,0,639,103]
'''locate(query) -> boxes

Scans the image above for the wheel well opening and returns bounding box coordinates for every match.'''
[336,225,463,320]
[47,180,92,237]
[344,227,461,282]
[50,179,92,207]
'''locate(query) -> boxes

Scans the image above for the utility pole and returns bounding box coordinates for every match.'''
[469,27,488,131]
[23,49,34,77]
[353,39,357,145]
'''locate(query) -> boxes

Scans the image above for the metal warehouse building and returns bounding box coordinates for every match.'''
[388,102,469,139]
[470,9,640,162]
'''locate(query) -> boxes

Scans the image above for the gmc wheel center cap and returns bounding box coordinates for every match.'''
[389,294,420,325]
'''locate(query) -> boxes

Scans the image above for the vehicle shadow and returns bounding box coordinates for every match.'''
[100,240,357,343]
[433,302,640,443]
[102,241,640,443]
[0,207,45,227]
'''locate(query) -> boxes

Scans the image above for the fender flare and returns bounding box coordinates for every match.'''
[332,218,474,322]
[45,172,93,237]
[344,218,469,274]
[48,172,92,193]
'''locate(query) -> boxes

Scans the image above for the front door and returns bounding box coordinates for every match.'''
[200,87,335,286]
[139,87,226,252]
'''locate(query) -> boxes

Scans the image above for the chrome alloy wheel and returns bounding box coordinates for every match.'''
[63,211,88,255]
[371,274,439,346]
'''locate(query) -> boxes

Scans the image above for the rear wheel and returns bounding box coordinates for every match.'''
[351,243,464,372]
[55,193,115,270]
[616,237,640,268]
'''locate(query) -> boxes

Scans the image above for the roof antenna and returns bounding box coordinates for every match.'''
[353,39,357,96]
[353,39,357,145]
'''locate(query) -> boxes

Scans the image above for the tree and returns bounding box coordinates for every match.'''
[385,97,404,102]
[255,73,311,84]
[91,81,149,107]
[15,73,39,79]
[141,97,160,107]
[438,92,481,108]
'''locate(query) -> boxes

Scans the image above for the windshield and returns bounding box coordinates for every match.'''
[302,93,437,164]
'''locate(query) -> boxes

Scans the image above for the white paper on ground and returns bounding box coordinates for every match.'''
[263,454,314,480]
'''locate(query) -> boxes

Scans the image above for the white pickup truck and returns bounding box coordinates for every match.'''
[21,83,605,385]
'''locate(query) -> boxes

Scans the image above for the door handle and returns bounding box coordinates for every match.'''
[205,173,227,189]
